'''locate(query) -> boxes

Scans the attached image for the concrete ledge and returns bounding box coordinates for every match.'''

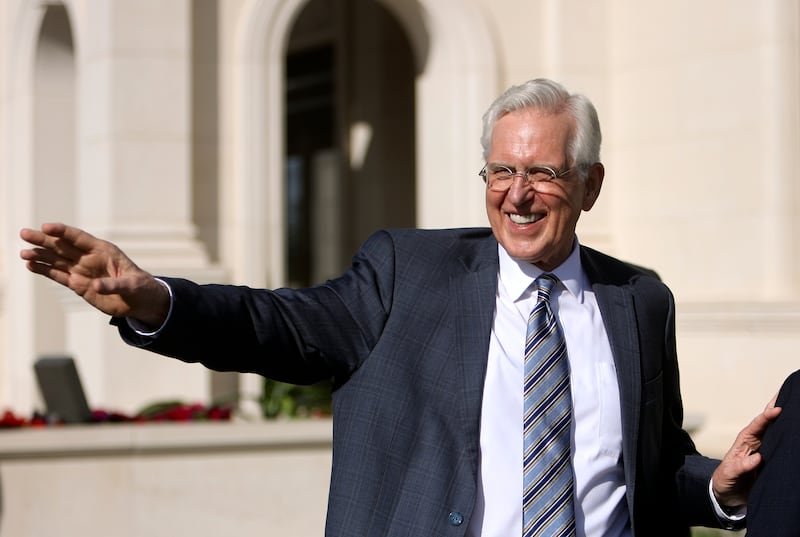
[0,420,333,537]
[0,419,332,459]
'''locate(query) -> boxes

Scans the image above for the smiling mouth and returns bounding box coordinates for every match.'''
[508,213,543,225]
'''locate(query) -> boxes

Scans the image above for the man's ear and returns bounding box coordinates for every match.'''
[582,162,605,211]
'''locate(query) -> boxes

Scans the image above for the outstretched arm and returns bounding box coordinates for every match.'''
[19,223,170,328]
[711,394,782,509]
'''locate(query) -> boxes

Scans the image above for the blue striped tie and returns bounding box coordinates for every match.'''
[523,274,576,537]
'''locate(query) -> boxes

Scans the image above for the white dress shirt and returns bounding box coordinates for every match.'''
[466,241,630,537]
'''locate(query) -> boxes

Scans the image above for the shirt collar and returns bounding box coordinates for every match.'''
[497,238,587,303]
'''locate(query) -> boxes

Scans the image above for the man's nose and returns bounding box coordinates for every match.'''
[505,176,534,205]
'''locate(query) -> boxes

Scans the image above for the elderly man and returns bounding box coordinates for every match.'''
[20,78,776,536]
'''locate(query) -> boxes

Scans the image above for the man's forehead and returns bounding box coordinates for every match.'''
[489,110,572,155]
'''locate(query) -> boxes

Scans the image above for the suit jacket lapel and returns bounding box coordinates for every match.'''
[580,246,642,520]
[452,235,499,478]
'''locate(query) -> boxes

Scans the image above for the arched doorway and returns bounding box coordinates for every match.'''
[229,0,497,413]
[284,0,416,287]
[228,0,496,289]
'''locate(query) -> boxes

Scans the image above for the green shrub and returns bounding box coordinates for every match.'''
[260,378,332,418]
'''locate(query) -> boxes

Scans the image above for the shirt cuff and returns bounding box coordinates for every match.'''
[709,478,746,527]
[125,277,174,337]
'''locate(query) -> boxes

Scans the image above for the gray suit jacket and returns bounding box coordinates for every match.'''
[117,228,729,536]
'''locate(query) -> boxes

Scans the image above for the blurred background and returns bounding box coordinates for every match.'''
[0,0,797,535]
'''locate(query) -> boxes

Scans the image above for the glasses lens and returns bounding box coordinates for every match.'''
[485,167,511,191]
[528,168,555,182]
[488,176,511,191]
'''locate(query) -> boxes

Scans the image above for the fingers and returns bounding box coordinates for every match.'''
[38,222,68,235]
[736,450,762,473]
[20,223,69,247]
[20,223,99,262]
[21,224,115,292]
[703,387,784,508]
[756,406,782,439]
[20,246,69,268]
[721,404,783,484]
[24,258,74,289]
[742,404,781,439]
[20,239,73,276]
[20,240,83,281]
[52,224,105,253]
[766,390,780,410]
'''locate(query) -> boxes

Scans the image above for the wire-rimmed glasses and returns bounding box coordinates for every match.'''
[479,164,576,192]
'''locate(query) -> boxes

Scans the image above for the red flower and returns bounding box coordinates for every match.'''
[0,409,28,428]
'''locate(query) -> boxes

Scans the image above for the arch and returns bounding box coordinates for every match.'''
[3,0,79,412]
[227,0,499,288]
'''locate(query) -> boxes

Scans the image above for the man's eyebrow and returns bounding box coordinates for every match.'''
[487,161,565,170]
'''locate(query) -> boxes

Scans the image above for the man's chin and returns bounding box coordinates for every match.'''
[503,244,544,265]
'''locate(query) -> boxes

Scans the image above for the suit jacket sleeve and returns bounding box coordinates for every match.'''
[633,276,737,532]
[113,229,400,385]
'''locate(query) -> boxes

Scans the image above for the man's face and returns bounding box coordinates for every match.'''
[485,108,603,270]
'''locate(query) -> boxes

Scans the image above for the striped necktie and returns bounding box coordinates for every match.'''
[523,274,576,537]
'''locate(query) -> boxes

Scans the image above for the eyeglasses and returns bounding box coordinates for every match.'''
[478,164,576,192]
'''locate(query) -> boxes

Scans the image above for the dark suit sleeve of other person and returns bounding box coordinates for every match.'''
[112,227,499,536]
[744,369,800,537]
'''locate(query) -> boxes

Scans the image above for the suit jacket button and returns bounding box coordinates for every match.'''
[448,511,464,526]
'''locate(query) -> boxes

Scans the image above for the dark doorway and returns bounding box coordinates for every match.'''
[285,0,416,287]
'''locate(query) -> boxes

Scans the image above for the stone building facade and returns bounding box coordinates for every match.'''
[1,0,799,455]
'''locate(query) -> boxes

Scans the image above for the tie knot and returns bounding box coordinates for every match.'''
[535,273,559,303]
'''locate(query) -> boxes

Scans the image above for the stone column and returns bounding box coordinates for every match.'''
[64,0,226,413]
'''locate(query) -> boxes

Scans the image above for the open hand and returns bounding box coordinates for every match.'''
[711,394,782,508]
[19,223,170,328]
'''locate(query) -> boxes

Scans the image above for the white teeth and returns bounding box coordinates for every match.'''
[509,213,542,224]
